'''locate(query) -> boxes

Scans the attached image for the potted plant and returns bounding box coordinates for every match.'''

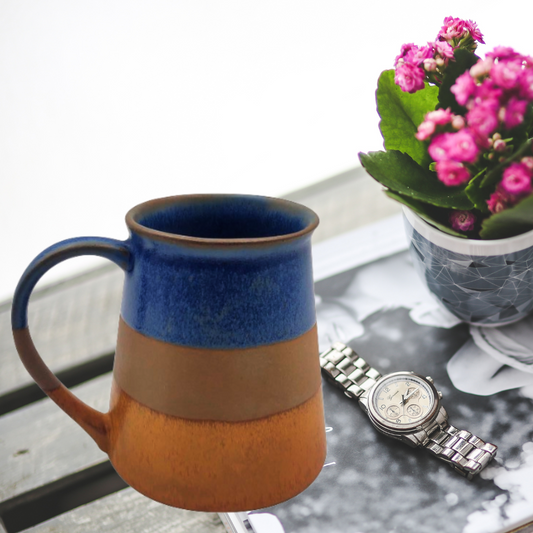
[359,17,533,326]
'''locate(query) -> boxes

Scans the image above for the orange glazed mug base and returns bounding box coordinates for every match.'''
[108,380,327,511]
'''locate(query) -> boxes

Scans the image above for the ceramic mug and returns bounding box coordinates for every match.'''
[11,194,326,511]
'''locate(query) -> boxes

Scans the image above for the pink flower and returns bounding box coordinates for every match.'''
[429,130,479,163]
[395,43,417,66]
[519,68,533,100]
[439,17,465,40]
[449,210,476,232]
[434,40,454,60]
[394,62,425,93]
[466,102,499,138]
[428,134,451,161]
[470,57,494,79]
[524,56,533,68]
[500,163,532,195]
[438,17,484,47]
[415,108,455,141]
[410,44,434,66]
[415,120,436,141]
[491,59,524,90]
[487,189,511,213]
[447,129,480,163]
[464,20,485,44]
[487,46,521,61]
[426,108,453,125]
[435,160,471,186]
[451,72,476,106]
[503,97,528,129]
[471,79,502,106]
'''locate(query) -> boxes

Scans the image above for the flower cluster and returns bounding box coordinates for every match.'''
[414,45,533,227]
[415,108,478,186]
[487,159,533,213]
[437,16,484,50]
[361,16,533,239]
[451,48,533,140]
[394,17,483,94]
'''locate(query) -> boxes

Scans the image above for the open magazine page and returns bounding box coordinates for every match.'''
[224,215,533,533]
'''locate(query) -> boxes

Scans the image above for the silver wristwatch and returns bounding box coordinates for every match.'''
[320,342,497,479]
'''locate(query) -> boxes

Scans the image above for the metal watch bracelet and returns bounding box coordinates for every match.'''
[319,342,497,479]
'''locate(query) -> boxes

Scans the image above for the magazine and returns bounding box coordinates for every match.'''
[222,214,533,533]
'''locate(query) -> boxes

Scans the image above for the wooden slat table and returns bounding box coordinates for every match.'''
[0,168,399,532]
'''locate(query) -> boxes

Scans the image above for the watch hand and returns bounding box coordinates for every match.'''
[401,387,419,405]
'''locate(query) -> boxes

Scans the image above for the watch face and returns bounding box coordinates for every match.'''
[368,372,438,431]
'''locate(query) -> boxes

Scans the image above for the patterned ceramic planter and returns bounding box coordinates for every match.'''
[403,207,533,327]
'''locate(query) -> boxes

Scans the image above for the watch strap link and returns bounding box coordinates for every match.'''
[319,342,382,399]
[425,423,497,480]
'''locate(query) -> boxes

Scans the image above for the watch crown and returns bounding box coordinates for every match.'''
[426,376,434,383]
[437,391,443,399]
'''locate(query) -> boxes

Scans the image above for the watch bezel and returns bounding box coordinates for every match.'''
[366,371,440,433]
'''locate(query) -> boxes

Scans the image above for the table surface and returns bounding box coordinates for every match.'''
[0,168,402,533]
[2,169,533,533]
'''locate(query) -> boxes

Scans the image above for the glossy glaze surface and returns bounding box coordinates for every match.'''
[11,194,325,511]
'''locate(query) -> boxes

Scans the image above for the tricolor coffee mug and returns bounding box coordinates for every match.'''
[11,194,326,512]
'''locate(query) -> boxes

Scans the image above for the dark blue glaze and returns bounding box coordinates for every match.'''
[12,195,319,350]
[12,237,131,330]
[121,231,316,349]
[137,195,311,240]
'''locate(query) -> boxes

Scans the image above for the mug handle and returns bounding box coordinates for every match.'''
[11,237,131,453]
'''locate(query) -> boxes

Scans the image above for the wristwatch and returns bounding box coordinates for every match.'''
[319,342,497,479]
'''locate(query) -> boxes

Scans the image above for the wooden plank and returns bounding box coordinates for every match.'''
[0,373,225,532]
[0,267,123,397]
[22,488,225,533]
[0,374,111,502]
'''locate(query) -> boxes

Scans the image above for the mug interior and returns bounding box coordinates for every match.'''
[127,194,318,241]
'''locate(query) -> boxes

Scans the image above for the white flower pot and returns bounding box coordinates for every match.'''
[403,207,533,326]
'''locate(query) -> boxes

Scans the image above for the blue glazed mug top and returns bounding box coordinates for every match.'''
[121,194,320,349]
[126,194,319,246]
[403,207,533,326]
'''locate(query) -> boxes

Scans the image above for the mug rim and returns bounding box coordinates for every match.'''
[403,206,533,255]
[125,194,319,246]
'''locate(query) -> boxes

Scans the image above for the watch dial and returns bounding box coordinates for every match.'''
[371,374,435,428]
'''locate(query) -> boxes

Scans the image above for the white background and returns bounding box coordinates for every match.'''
[1,1,531,301]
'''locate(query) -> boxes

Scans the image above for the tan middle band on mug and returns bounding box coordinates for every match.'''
[113,317,322,422]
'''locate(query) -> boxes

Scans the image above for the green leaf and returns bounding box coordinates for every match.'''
[479,195,533,239]
[358,150,474,209]
[385,190,467,238]
[438,49,479,114]
[376,70,439,168]
[464,167,490,212]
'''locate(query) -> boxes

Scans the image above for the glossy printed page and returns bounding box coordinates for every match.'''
[253,251,533,533]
